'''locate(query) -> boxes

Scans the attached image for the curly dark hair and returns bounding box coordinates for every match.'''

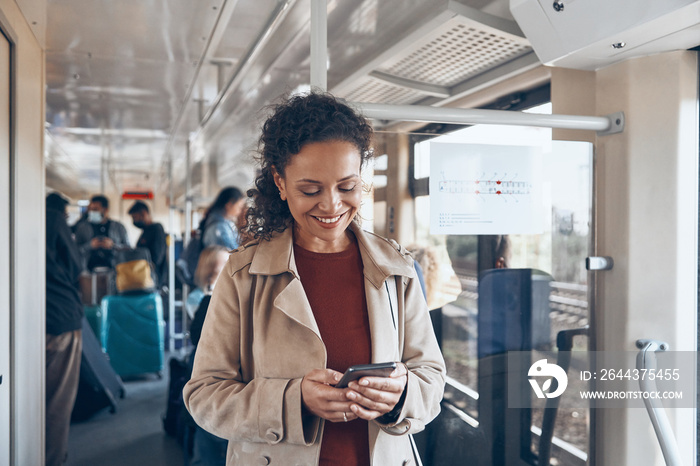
[246,92,374,240]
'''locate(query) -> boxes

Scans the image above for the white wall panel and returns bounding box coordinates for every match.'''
[0,1,45,464]
[0,27,11,466]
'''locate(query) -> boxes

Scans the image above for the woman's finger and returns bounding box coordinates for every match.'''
[349,374,406,394]
[349,402,383,421]
[304,368,343,385]
[345,389,395,413]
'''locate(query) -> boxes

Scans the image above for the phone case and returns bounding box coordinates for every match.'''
[335,362,397,388]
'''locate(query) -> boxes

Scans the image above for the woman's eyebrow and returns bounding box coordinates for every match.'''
[296,174,359,184]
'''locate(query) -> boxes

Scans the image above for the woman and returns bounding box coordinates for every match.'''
[184,93,445,465]
[199,186,246,250]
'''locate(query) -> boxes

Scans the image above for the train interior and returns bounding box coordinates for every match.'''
[1,0,700,464]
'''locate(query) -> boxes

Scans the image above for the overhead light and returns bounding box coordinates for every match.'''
[290,84,311,96]
[611,42,626,49]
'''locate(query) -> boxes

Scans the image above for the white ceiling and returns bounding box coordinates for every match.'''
[37,0,700,204]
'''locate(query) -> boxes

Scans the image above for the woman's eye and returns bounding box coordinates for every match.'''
[301,191,320,196]
[339,185,357,192]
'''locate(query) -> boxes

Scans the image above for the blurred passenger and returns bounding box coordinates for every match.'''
[70,210,87,234]
[478,235,510,271]
[198,187,245,250]
[184,93,445,465]
[187,245,230,466]
[45,192,83,466]
[74,194,129,271]
[185,245,228,322]
[407,243,462,311]
[128,200,168,288]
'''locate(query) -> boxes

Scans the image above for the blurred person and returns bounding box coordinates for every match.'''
[45,192,83,466]
[198,187,245,250]
[407,243,462,312]
[184,93,445,465]
[74,194,129,270]
[128,200,168,287]
[185,244,228,322]
[187,245,230,466]
[478,235,510,271]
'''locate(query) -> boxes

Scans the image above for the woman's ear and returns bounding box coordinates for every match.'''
[272,166,287,201]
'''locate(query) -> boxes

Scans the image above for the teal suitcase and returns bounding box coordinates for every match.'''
[100,292,165,377]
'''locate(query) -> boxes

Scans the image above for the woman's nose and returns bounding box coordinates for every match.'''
[318,190,341,212]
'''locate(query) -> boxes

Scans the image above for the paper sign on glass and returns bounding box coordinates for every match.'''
[429,142,543,235]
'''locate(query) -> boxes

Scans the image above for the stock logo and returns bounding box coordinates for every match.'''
[528,359,568,399]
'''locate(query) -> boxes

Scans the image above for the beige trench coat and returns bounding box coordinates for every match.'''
[184,222,446,465]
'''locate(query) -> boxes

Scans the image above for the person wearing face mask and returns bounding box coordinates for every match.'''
[74,194,129,271]
[128,200,168,288]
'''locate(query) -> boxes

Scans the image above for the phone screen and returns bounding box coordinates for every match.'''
[335,362,397,388]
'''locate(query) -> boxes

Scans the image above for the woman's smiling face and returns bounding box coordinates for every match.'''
[273,140,362,253]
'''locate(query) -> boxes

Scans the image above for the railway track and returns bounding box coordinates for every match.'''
[451,269,589,327]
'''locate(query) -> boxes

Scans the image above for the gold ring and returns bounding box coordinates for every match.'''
[343,412,348,422]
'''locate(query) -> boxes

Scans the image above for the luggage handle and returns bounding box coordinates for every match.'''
[91,272,97,306]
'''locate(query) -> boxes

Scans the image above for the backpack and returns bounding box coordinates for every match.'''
[176,232,203,287]
[162,356,196,455]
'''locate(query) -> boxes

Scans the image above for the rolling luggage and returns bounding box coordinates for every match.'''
[78,268,114,306]
[83,305,102,340]
[101,292,165,377]
[71,316,125,422]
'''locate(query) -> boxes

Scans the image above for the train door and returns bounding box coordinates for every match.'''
[382,96,593,465]
[0,28,11,463]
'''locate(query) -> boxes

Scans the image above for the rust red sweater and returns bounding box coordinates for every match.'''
[293,240,371,466]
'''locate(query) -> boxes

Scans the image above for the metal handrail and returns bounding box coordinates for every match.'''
[635,339,683,466]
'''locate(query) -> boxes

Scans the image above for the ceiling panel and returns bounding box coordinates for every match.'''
[43,0,540,201]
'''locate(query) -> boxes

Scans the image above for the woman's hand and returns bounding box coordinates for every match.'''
[301,369,358,423]
[345,363,408,421]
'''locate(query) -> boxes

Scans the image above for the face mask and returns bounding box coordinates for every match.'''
[133,221,146,229]
[88,211,103,224]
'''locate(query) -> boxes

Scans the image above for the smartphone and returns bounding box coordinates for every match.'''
[335,362,397,389]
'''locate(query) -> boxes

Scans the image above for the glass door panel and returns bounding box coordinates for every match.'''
[412,107,593,465]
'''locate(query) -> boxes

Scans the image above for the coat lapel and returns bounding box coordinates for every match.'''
[365,277,400,363]
[249,228,322,339]
[351,223,415,364]
[273,277,321,338]
[247,223,416,360]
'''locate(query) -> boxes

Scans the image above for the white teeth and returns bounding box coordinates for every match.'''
[315,215,341,224]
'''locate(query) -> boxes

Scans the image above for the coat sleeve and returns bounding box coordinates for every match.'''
[112,221,130,248]
[73,221,93,268]
[377,271,446,436]
[151,224,167,269]
[183,259,319,446]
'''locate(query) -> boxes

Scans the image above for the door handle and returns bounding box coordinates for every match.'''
[586,256,613,271]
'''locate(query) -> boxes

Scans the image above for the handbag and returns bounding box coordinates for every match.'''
[115,247,157,292]
[116,259,155,292]
[409,433,423,466]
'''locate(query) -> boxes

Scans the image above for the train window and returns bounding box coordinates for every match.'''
[409,101,593,465]
[360,154,377,232]
[372,153,388,189]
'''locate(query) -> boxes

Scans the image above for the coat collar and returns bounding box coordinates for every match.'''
[248,222,414,288]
